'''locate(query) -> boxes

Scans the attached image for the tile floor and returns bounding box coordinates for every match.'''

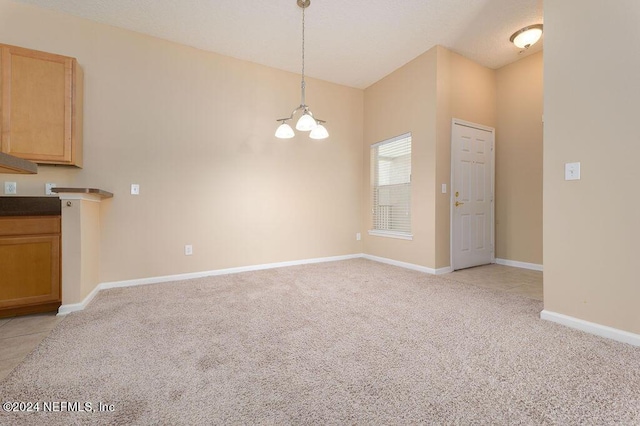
[0,264,543,382]
[0,312,64,381]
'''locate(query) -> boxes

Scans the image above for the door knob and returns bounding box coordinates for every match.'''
[455,201,464,207]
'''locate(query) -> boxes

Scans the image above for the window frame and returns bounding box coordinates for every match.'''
[368,132,413,241]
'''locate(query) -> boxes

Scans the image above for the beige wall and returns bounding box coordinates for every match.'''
[80,199,101,300]
[362,46,495,270]
[60,196,102,305]
[448,52,497,127]
[495,52,543,265]
[544,1,640,334]
[0,0,364,283]
[362,47,438,268]
[60,200,81,304]
[435,48,453,269]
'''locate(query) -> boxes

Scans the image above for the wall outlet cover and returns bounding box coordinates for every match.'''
[4,182,17,195]
[45,183,57,195]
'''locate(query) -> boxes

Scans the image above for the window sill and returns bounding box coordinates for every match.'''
[368,230,413,241]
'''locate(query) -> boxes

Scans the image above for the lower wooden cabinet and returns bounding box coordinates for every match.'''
[0,216,61,317]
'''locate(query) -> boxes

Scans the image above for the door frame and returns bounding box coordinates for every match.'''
[449,118,496,271]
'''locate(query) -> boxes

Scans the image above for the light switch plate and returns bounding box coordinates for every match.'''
[441,183,447,194]
[565,162,581,181]
[131,184,140,195]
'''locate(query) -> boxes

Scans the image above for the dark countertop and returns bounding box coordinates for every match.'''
[0,196,61,216]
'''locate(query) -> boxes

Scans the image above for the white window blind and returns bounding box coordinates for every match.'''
[370,133,412,238]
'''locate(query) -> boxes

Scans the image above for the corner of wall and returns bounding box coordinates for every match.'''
[435,46,453,269]
[495,52,543,266]
[362,46,439,269]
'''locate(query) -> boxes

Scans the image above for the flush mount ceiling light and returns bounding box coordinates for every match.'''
[510,24,544,49]
[275,0,329,140]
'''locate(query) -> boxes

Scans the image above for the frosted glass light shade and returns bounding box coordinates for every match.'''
[275,122,295,139]
[309,123,329,140]
[510,25,543,49]
[296,113,317,131]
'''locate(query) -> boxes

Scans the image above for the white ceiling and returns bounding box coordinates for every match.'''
[12,0,544,89]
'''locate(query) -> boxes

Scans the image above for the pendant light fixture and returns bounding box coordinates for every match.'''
[510,24,544,50]
[275,0,329,140]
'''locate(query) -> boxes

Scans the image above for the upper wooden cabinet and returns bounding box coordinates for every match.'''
[0,44,83,167]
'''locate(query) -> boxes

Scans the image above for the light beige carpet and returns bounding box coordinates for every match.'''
[1,259,638,425]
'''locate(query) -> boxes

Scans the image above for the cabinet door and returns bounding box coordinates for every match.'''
[0,45,78,165]
[0,234,61,309]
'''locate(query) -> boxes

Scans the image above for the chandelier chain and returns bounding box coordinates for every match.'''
[301,3,305,85]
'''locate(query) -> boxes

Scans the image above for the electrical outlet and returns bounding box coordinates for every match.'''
[131,184,140,195]
[356,232,361,241]
[185,245,193,256]
[4,182,17,195]
[45,183,57,195]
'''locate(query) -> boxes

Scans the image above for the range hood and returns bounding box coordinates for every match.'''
[0,152,37,174]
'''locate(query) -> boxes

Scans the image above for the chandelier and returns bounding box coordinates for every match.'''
[275,0,329,140]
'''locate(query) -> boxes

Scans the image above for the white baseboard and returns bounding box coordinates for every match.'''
[57,284,101,316]
[100,253,362,290]
[58,253,451,315]
[495,258,543,272]
[435,266,453,275]
[361,254,450,275]
[540,310,640,347]
[58,254,362,314]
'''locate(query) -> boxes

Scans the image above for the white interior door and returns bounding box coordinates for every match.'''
[451,120,494,270]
